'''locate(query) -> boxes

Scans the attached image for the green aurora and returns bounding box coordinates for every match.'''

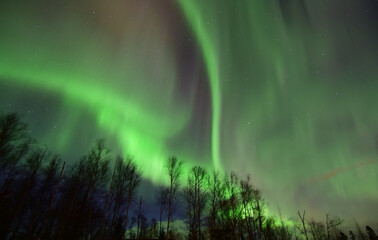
[0,0,377,223]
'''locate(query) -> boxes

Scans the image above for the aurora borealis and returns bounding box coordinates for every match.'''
[1,0,377,225]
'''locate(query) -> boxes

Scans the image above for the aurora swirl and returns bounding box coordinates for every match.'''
[0,0,377,224]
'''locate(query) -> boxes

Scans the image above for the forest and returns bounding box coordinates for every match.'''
[0,112,377,240]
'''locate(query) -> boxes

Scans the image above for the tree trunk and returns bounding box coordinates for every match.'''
[166,179,173,240]
[39,161,65,238]
[123,197,132,240]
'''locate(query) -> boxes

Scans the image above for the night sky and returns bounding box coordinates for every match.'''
[1,0,377,225]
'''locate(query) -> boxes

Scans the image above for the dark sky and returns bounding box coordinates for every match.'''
[0,0,377,225]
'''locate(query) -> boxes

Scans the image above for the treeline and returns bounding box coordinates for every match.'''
[0,112,377,240]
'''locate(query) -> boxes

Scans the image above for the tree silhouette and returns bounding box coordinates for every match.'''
[166,155,183,239]
[326,214,343,240]
[338,231,348,240]
[221,171,242,239]
[100,155,118,238]
[308,219,326,240]
[4,146,47,239]
[183,165,208,240]
[206,170,224,240]
[240,175,257,240]
[123,157,142,240]
[349,230,356,240]
[0,112,377,240]
[158,186,169,239]
[38,159,65,239]
[0,113,30,226]
[366,226,378,240]
[53,140,110,240]
[295,210,309,240]
[0,113,30,164]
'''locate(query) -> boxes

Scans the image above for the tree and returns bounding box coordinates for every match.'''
[338,231,348,240]
[4,146,48,239]
[184,166,208,240]
[220,171,242,239]
[308,220,326,240]
[0,113,30,164]
[136,197,144,239]
[53,140,110,240]
[277,207,292,240]
[349,230,356,240]
[240,175,255,240]
[53,158,87,239]
[158,187,169,238]
[166,155,183,239]
[3,111,378,240]
[0,113,30,205]
[148,218,159,239]
[38,159,65,239]
[356,223,368,240]
[85,141,111,238]
[100,156,119,238]
[326,214,343,240]
[123,158,142,240]
[26,154,61,237]
[295,210,309,240]
[254,189,265,240]
[366,226,378,240]
[206,171,224,240]
[183,183,195,239]
[264,217,277,240]
[110,157,128,232]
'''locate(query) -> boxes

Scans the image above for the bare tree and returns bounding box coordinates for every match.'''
[38,159,65,239]
[0,113,30,201]
[349,230,356,240]
[166,155,183,239]
[184,166,208,240]
[240,175,256,240]
[222,171,242,239]
[295,210,309,240]
[254,190,265,240]
[365,226,378,240]
[149,218,159,239]
[0,113,30,165]
[100,156,119,237]
[308,219,326,240]
[136,197,144,239]
[277,206,292,240]
[158,187,169,238]
[83,140,111,238]
[339,231,348,240]
[325,214,343,240]
[110,158,128,231]
[123,158,142,240]
[207,171,224,240]
[53,159,87,240]
[6,147,47,239]
[54,140,110,240]
[356,223,368,240]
